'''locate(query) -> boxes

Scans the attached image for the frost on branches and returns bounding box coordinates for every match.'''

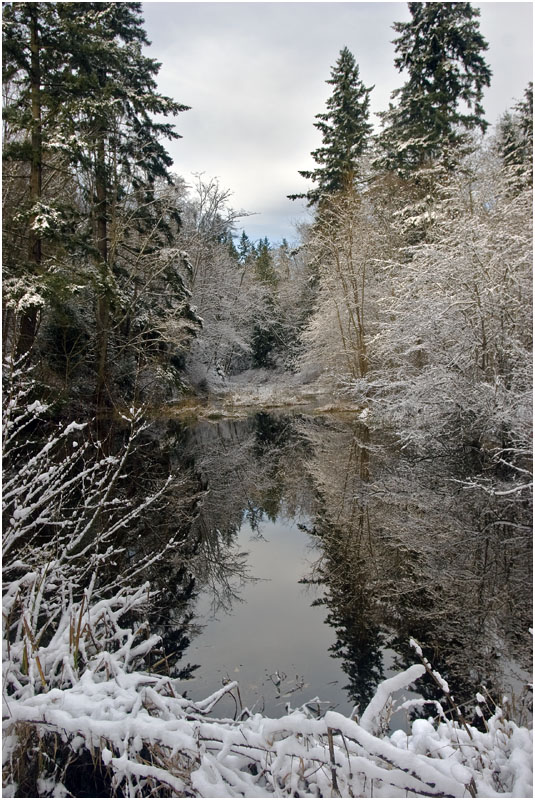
[2,362,532,797]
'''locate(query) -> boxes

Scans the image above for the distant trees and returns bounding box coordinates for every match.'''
[178,176,259,385]
[177,180,315,388]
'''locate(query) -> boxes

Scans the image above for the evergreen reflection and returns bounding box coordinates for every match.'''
[115,411,531,714]
[300,418,387,711]
[298,414,532,712]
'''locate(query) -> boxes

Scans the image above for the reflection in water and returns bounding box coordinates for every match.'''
[295,414,532,714]
[298,419,387,713]
[138,412,531,721]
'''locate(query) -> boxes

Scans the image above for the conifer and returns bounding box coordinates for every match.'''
[377,2,491,173]
[289,47,373,205]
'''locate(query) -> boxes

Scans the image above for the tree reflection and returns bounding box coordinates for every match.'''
[128,411,531,715]
[298,414,532,712]
[299,418,387,711]
[102,418,205,680]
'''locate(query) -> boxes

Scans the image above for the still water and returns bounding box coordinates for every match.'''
[180,512,409,721]
[161,412,531,723]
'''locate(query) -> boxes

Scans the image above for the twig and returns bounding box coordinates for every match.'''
[327,726,341,796]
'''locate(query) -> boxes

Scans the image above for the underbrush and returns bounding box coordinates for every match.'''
[3,647,532,797]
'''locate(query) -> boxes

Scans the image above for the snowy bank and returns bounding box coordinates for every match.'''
[3,654,532,797]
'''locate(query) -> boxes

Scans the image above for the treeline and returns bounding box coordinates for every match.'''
[289,3,532,485]
[4,3,531,458]
[2,2,308,415]
[175,179,313,389]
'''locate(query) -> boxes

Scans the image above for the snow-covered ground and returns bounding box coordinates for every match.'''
[177,366,365,417]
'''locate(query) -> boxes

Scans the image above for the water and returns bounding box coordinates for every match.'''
[180,513,415,724]
[180,514,355,717]
[162,411,531,723]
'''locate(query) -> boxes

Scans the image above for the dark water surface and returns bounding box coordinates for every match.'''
[159,412,531,723]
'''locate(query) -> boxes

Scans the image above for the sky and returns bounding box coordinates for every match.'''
[141,1,533,243]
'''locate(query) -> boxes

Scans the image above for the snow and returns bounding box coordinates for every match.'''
[3,368,532,797]
[359,663,426,734]
[3,631,532,797]
[62,421,87,435]
[27,400,49,414]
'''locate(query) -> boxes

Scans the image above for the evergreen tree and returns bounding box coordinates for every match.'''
[52,3,190,408]
[3,2,194,409]
[289,47,373,206]
[376,2,491,173]
[237,231,252,263]
[254,238,278,286]
[250,238,280,368]
[496,82,533,179]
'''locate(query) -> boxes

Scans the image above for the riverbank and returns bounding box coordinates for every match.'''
[164,368,368,421]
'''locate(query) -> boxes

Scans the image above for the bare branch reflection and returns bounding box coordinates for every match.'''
[148,411,531,714]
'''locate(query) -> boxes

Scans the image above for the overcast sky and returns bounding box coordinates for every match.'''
[141,1,533,243]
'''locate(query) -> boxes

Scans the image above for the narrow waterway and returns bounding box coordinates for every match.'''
[179,510,413,721]
[156,411,531,724]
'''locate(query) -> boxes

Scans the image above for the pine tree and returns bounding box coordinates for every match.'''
[376,2,492,173]
[3,3,193,409]
[496,82,533,177]
[289,47,373,206]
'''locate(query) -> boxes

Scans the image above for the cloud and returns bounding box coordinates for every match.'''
[142,1,533,242]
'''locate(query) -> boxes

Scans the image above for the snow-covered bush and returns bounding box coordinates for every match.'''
[4,649,532,797]
[2,359,177,793]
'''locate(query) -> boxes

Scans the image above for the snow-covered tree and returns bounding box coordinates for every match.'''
[376,2,491,174]
[298,178,390,384]
[289,47,373,206]
[2,2,70,357]
[495,82,533,188]
[367,144,532,478]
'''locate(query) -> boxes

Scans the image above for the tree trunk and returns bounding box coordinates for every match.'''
[17,5,42,358]
[94,126,111,414]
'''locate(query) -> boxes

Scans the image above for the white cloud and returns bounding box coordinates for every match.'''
[142,1,533,242]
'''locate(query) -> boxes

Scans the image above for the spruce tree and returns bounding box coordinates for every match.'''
[2,2,194,408]
[377,2,492,173]
[496,83,533,173]
[289,47,373,206]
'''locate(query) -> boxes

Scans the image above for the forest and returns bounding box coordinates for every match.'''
[2,2,532,797]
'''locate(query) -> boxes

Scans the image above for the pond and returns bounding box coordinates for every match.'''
[147,411,532,725]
